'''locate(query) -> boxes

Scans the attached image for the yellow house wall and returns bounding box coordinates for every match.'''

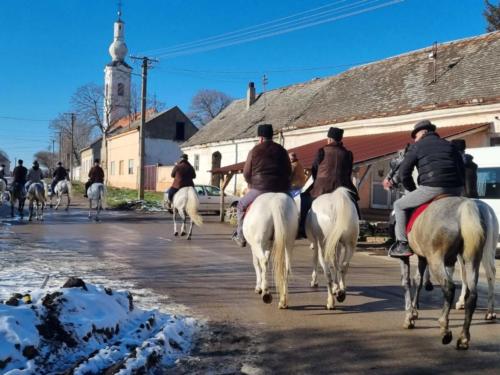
[107,131,139,189]
[80,149,94,183]
[156,166,174,192]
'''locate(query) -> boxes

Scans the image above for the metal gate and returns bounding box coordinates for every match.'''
[144,165,157,191]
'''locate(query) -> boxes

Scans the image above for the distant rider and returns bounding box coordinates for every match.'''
[12,160,28,194]
[289,152,307,197]
[84,159,105,198]
[51,161,68,196]
[298,127,360,238]
[389,120,465,257]
[26,160,44,191]
[232,124,292,247]
[0,164,7,186]
[451,139,478,198]
[166,154,196,208]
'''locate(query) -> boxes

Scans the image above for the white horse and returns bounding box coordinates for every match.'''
[27,182,47,221]
[0,179,9,206]
[87,183,106,221]
[171,187,203,239]
[51,180,72,211]
[306,187,360,310]
[243,192,299,309]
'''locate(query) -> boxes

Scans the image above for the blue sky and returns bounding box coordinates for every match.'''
[0,0,489,164]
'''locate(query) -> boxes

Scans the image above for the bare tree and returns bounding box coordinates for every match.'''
[130,83,166,116]
[49,113,92,167]
[485,0,500,31]
[34,150,56,169]
[188,89,233,126]
[71,83,107,134]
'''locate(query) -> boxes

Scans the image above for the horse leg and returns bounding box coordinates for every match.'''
[11,200,14,217]
[455,255,467,310]
[279,235,295,309]
[431,262,455,345]
[40,201,44,221]
[483,252,497,321]
[412,256,427,317]
[66,193,70,211]
[28,200,33,221]
[180,210,187,236]
[400,257,415,329]
[173,208,178,236]
[255,245,272,304]
[55,195,60,210]
[317,243,335,310]
[310,242,319,287]
[88,199,92,219]
[252,253,263,294]
[95,198,101,221]
[423,266,434,291]
[457,259,480,350]
[336,242,354,303]
[187,215,194,240]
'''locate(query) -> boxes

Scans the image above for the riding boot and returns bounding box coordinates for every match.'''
[389,241,413,258]
[297,193,311,239]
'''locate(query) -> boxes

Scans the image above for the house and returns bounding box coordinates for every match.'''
[0,150,10,174]
[102,106,197,189]
[181,31,500,215]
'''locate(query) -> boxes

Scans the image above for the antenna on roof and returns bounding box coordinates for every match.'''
[429,41,438,83]
[262,74,269,109]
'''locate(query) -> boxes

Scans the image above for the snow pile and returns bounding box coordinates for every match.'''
[0,278,197,374]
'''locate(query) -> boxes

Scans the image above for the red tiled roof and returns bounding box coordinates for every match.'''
[212,123,490,174]
[107,108,158,132]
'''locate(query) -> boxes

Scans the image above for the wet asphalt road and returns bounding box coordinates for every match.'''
[1,201,500,374]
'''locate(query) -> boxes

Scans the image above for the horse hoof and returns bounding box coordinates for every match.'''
[310,281,319,288]
[180,232,186,236]
[456,337,469,350]
[403,320,415,329]
[278,302,288,309]
[442,331,453,345]
[262,293,273,304]
[424,281,434,291]
[187,236,191,240]
[326,304,335,311]
[485,312,496,321]
[336,290,346,303]
[411,310,419,320]
[255,288,262,294]
[174,232,179,236]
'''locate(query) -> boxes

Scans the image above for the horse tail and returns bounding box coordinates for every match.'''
[271,194,290,297]
[324,188,357,266]
[459,199,485,261]
[186,187,203,226]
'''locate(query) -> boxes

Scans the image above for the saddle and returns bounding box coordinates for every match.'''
[406,194,451,234]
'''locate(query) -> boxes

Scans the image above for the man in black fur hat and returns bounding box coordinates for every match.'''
[298,127,359,238]
[232,124,292,247]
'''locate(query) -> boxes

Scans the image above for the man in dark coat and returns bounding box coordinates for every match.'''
[451,139,478,198]
[298,127,359,238]
[390,120,465,257]
[12,159,28,194]
[50,161,68,196]
[166,154,196,205]
[232,124,292,247]
[84,159,105,197]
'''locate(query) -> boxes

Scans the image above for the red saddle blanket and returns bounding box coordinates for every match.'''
[406,203,431,234]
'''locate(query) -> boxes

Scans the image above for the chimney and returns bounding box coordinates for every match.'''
[246,82,256,109]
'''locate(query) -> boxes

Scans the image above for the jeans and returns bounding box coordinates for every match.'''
[167,187,179,202]
[394,185,463,242]
[236,189,265,239]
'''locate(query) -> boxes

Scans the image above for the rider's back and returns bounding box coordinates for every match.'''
[400,132,464,191]
[89,166,104,183]
[53,166,68,180]
[13,166,27,183]
[171,160,196,189]
[243,141,291,192]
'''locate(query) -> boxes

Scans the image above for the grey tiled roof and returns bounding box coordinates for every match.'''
[183,31,500,148]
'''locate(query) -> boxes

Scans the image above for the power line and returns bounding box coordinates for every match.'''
[0,115,51,122]
[138,0,403,60]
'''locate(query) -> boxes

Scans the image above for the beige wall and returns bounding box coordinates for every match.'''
[107,131,139,189]
[80,149,94,183]
[156,166,174,192]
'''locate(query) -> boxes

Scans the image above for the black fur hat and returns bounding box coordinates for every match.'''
[257,124,273,138]
[411,120,436,139]
[327,127,344,141]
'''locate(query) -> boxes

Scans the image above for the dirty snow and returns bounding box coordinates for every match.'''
[0,281,197,374]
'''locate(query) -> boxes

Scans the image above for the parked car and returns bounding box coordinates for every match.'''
[164,185,239,214]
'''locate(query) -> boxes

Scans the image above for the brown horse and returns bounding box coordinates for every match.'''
[401,197,498,350]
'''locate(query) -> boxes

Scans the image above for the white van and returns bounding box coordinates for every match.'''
[466,147,500,245]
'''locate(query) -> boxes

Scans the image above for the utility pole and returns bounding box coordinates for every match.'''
[58,131,62,163]
[52,139,55,172]
[130,55,158,200]
[65,113,76,181]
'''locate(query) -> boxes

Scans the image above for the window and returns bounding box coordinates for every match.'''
[195,186,205,196]
[117,83,124,96]
[175,122,185,141]
[110,161,115,176]
[477,168,500,199]
[194,154,200,171]
[128,159,134,174]
[204,186,221,196]
[119,160,124,175]
[490,137,500,146]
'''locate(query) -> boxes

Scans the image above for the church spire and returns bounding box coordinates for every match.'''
[108,1,128,62]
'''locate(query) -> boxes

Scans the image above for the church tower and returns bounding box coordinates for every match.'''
[103,7,131,128]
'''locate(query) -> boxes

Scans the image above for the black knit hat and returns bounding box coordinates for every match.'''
[451,139,466,152]
[257,124,273,138]
[94,159,100,164]
[57,161,62,166]
[411,120,436,139]
[180,154,188,160]
[327,127,344,141]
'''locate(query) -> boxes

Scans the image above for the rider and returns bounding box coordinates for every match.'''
[12,160,28,194]
[298,127,360,238]
[26,160,44,191]
[232,124,292,247]
[0,164,7,187]
[51,161,68,196]
[389,120,465,257]
[166,154,196,208]
[289,152,307,197]
[84,159,105,198]
[451,139,478,198]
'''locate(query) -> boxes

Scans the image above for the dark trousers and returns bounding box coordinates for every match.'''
[84,180,93,196]
[51,178,63,194]
[167,187,179,202]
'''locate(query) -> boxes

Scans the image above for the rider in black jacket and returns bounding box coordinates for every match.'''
[51,162,68,196]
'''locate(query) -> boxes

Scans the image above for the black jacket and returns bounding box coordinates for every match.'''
[13,166,28,184]
[399,132,464,192]
[53,166,68,180]
[463,154,478,198]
